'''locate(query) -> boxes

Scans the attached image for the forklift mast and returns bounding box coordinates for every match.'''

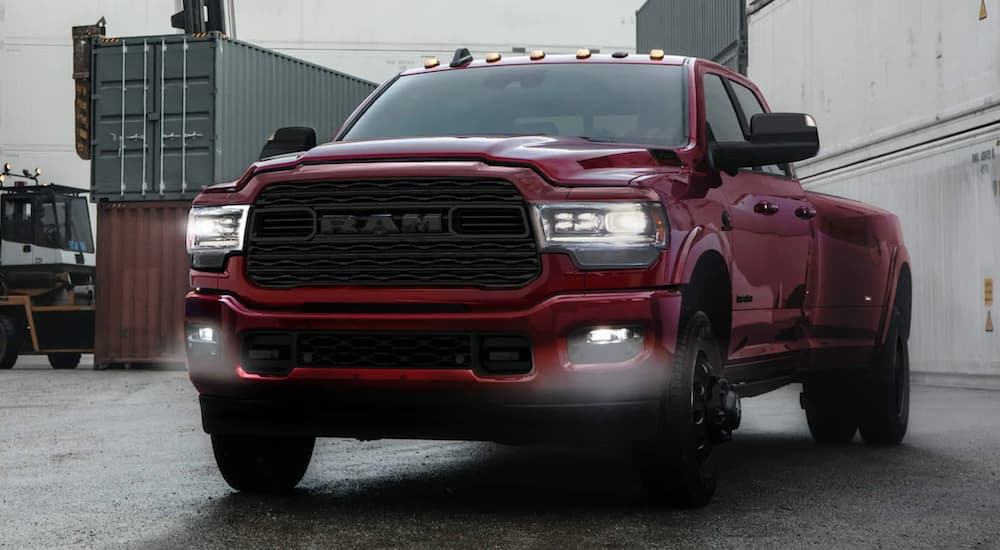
[171,0,227,35]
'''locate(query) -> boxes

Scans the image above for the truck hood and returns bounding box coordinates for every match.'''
[247,136,688,187]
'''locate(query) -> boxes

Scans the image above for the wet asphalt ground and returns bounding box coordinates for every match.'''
[2,356,999,550]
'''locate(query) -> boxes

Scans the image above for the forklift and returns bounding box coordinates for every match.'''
[0,163,95,369]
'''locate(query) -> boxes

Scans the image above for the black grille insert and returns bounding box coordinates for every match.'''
[246,179,540,289]
[242,331,532,376]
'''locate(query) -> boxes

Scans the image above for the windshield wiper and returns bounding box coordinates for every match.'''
[577,136,620,143]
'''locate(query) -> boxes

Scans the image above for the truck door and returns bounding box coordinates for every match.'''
[702,73,812,364]
[727,78,814,345]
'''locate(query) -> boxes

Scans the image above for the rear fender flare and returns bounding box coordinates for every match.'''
[876,244,912,347]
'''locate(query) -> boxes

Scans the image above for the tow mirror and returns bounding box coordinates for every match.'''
[711,113,820,176]
[258,127,317,160]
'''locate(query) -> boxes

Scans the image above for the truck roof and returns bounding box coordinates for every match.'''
[399,52,689,77]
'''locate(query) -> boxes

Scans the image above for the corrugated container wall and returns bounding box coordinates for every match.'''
[90,34,377,202]
[747,0,1000,388]
[636,0,747,73]
[748,0,1000,177]
[95,202,190,367]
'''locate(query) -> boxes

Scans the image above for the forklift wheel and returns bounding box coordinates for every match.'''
[49,353,82,370]
[0,316,20,369]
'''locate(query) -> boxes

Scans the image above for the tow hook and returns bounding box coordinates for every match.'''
[707,377,741,443]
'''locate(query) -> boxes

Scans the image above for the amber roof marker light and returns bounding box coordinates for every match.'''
[577,48,592,60]
[530,50,546,61]
[424,57,441,69]
[650,49,666,61]
[485,52,502,63]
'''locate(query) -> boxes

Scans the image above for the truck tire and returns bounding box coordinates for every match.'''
[636,312,720,508]
[211,435,315,492]
[802,379,858,443]
[0,315,20,369]
[857,307,909,445]
[48,353,82,370]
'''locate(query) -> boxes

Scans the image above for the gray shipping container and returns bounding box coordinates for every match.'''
[90,33,377,202]
[636,0,747,74]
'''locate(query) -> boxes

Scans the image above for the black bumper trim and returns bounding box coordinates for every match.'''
[199,395,661,444]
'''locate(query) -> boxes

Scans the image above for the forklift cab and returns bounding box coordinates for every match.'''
[0,166,96,370]
[0,185,95,276]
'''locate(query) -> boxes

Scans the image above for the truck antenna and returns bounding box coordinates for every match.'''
[450,48,474,68]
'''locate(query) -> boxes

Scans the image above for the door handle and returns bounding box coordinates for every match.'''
[754,201,780,216]
[795,206,817,220]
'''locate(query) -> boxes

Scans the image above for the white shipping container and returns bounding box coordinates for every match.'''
[748,0,1000,178]
[748,0,1000,387]
[805,125,1000,389]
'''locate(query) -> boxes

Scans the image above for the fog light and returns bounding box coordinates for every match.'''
[186,324,219,359]
[586,328,635,345]
[568,327,643,364]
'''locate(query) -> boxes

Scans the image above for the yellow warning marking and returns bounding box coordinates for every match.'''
[986,278,994,306]
[982,0,989,20]
[987,311,994,332]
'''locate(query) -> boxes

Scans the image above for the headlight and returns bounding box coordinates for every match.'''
[532,202,668,269]
[186,205,250,271]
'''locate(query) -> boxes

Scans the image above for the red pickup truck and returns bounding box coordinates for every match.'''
[185,50,911,507]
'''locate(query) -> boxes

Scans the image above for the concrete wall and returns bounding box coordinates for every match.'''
[233,0,643,83]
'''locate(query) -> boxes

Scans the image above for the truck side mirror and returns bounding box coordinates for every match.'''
[259,127,317,160]
[711,113,820,176]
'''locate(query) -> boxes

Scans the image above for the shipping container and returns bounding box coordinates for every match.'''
[748,0,1000,178]
[89,33,377,202]
[95,201,190,367]
[802,125,1000,389]
[636,0,747,73]
[747,0,1000,388]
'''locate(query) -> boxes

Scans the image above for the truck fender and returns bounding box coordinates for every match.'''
[669,226,732,286]
[876,243,912,348]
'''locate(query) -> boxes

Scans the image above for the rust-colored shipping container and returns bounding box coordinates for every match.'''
[95,201,190,367]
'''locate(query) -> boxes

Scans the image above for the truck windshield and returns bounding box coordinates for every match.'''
[342,64,688,148]
[1,194,94,253]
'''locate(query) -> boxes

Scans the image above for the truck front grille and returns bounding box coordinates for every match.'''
[245,179,540,288]
[299,332,473,369]
[242,331,533,377]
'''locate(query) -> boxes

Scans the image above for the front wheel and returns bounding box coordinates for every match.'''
[0,315,20,369]
[635,312,721,508]
[48,353,82,370]
[211,435,315,493]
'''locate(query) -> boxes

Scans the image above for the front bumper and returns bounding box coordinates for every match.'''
[187,289,683,442]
